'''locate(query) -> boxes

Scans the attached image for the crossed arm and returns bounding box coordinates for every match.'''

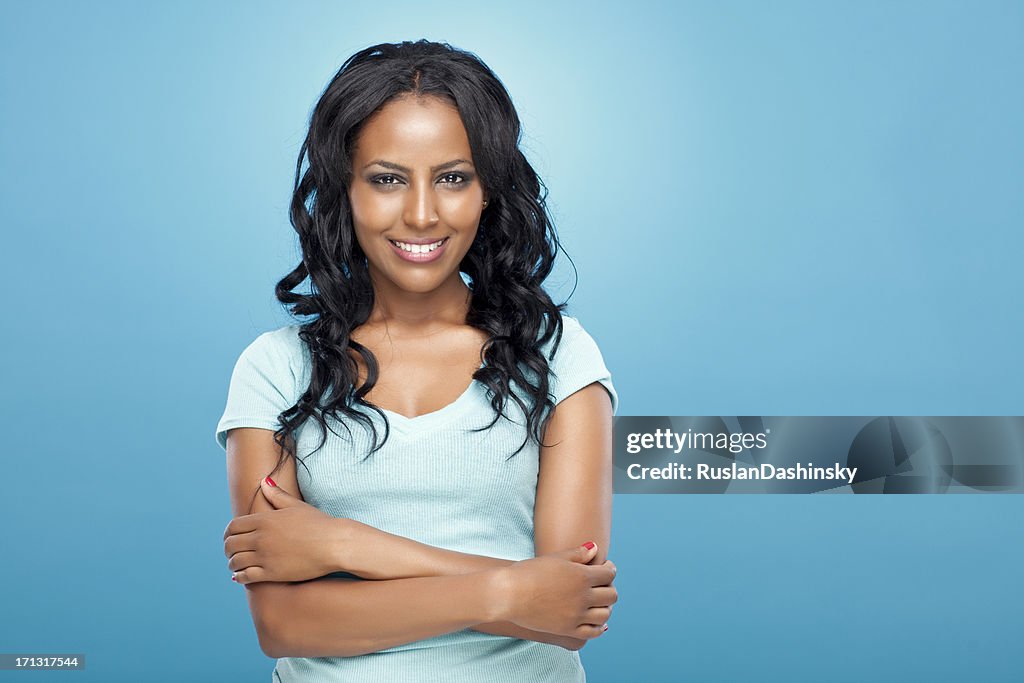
[222,383,615,658]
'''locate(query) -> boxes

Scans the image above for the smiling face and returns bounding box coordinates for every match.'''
[348,94,487,298]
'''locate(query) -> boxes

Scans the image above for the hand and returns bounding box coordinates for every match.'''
[223,477,344,584]
[549,635,588,652]
[532,631,589,651]
[494,542,617,640]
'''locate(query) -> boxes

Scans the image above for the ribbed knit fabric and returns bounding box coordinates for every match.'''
[215,314,618,682]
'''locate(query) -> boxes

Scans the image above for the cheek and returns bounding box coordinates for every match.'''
[349,186,399,229]
[438,193,483,227]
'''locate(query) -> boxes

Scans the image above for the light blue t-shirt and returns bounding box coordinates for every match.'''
[215,314,618,682]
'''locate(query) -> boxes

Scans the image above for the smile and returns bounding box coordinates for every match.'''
[388,236,450,263]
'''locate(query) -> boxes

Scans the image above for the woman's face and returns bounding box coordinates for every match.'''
[348,94,487,296]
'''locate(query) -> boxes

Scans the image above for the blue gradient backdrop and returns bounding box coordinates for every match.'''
[2,1,1021,681]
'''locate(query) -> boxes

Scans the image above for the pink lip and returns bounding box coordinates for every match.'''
[388,237,449,263]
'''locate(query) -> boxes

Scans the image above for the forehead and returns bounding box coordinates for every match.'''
[353,95,473,164]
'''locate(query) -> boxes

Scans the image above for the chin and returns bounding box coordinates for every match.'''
[383,271,451,293]
[398,280,446,294]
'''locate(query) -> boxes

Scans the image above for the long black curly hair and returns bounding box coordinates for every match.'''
[258,39,577,496]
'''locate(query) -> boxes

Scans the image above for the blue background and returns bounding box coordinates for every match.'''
[2,1,1021,681]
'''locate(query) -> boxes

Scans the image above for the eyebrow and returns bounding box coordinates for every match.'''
[362,158,473,173]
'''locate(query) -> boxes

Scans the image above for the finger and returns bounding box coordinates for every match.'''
[586,562,617,587]
[578,541,599,563]
[231,566,267,585]
[582,606,611,625]
[260,477,282,508]
[260,477,304,508]
[223,531,257,559]
[588,586,619,607]
[227,550,261,573]
[573,623,607,640]
[223,514,259,541]
[553,542,599,565]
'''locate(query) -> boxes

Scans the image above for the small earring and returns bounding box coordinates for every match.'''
[482,200,488,208]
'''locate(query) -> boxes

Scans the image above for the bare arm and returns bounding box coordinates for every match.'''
[332,517,516,580]
[534,383,614,560]
[224,428,602,656]
[323,383,615,647]
[295,387,615,581]
[530,381,616,650]
[302,519,583,647]
[225,428,510,657]
[326,522,579,646]
[245,573,502,658]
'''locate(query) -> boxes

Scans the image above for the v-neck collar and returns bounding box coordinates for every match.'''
[377,362,485,435]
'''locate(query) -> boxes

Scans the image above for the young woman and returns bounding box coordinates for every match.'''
[215,39,619,682]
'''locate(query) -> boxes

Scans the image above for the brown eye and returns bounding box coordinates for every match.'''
[371,174,402,187]
[440,173,467,186]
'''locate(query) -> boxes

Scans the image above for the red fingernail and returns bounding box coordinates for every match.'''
[603,624,609,632]
[582,541,596,550]
[231,575,237,582]
[265,476,277,487]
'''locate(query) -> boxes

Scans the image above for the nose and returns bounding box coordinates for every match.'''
[403,180,439,231]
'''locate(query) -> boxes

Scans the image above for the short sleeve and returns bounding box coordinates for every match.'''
[548,316,619,415]
[214,329,298,451]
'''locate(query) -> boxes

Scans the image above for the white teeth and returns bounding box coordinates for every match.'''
[392,238,445,253]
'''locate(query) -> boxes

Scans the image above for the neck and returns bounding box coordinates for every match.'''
[366,270,473,330]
